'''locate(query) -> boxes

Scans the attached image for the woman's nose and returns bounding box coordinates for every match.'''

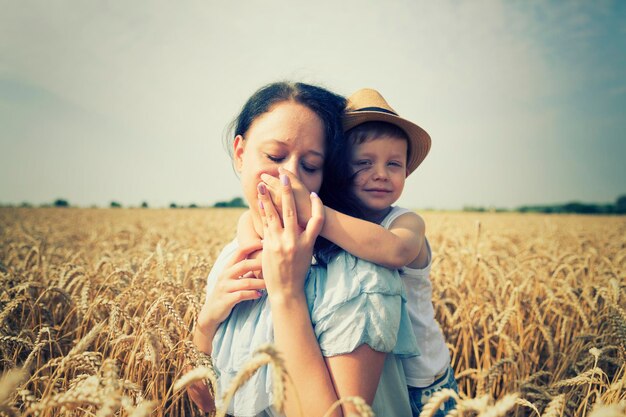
[282,158,300,179]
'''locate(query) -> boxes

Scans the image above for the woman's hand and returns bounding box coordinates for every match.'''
[260,168,313,229]
[196,241,265,337]
[189,241,265,413]
[256,174,324,300]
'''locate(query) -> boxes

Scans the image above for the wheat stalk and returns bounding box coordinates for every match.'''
[215,343,289,417]
[420,388,461,417]
[321,396,375,417]
[541,394,566,417]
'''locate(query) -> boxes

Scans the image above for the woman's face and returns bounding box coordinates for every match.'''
[233,101,326,235]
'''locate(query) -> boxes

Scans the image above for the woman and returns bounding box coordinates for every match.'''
[188,82,417,416]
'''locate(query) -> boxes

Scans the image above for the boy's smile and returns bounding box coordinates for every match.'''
[351,135,408,218]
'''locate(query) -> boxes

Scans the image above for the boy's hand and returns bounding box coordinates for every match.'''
[260,168,312,229]
[244,246,263,279]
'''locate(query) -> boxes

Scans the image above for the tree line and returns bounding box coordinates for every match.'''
[5,197,248,209]
[463,195,626,215]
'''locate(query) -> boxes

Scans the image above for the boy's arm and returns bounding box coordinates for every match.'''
[261,169,426,269]
[323,207,425,269]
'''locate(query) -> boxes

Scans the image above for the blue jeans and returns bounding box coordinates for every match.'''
[408,366,459,417]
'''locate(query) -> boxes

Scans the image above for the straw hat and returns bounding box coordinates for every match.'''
[343,88,431,175]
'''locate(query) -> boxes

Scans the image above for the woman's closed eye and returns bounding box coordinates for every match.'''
[265,154,320,174]
[301,162,320,174]
[266,154,284,163]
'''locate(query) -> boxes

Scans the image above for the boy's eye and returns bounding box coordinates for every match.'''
[354,160,372,166]
[389,161,403,167]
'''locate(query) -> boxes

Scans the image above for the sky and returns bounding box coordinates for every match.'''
[1,0,625,210]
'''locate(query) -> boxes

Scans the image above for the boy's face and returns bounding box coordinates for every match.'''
[350,134,408,214]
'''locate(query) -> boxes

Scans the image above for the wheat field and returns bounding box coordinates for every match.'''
[0,208,624,417]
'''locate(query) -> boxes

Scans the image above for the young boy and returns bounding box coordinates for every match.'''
[340,89,458,417]
[238,88,458,417]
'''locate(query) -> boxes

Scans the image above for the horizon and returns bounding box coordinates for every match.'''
[2,193,624,212]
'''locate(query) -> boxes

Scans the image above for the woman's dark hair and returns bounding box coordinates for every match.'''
[226,81,363,264]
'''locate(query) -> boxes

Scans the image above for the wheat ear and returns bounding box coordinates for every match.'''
[321,396,375,417]
[541,394,565,417]
[420,388,460,417]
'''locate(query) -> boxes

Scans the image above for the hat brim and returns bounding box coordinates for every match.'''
[343,111,431,175]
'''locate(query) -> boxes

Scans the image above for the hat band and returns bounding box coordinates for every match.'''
[352,106,398,116]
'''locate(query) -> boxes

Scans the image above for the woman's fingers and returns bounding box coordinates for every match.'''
[260,173,283,216]
[279,173,299,232]
[227,290,264,304]
[258,182,281,232]
[304,192,325,242]
[226,277,266,292]
[278,168,313,228]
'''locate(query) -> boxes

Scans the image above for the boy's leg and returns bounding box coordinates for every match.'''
[407,366,459,417]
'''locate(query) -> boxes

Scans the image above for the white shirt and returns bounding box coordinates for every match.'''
[381,206,451,387]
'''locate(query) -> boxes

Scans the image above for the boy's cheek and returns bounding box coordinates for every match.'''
[352,173,368,187]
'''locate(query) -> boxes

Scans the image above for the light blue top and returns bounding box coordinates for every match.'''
[206,239,419,417]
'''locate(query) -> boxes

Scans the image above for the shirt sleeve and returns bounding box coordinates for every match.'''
[306,251,420,358]
[400,237,433,277]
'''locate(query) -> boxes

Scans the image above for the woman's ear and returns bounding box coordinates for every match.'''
[233,135,245,173]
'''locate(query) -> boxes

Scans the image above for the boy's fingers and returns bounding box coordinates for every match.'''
[227,258,263,279]
[280,174,298,233]
[260,173,281,190]
[226,240,264,267]
[279,168,307,191]
[304,192,324,242]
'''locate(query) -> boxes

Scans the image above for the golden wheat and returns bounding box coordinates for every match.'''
[0,208,624,416]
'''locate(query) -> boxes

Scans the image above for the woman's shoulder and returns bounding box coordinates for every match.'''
[332,250,404,291]
[306,250,406,325]
[307,250,419,357]
[309,251,404,300]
